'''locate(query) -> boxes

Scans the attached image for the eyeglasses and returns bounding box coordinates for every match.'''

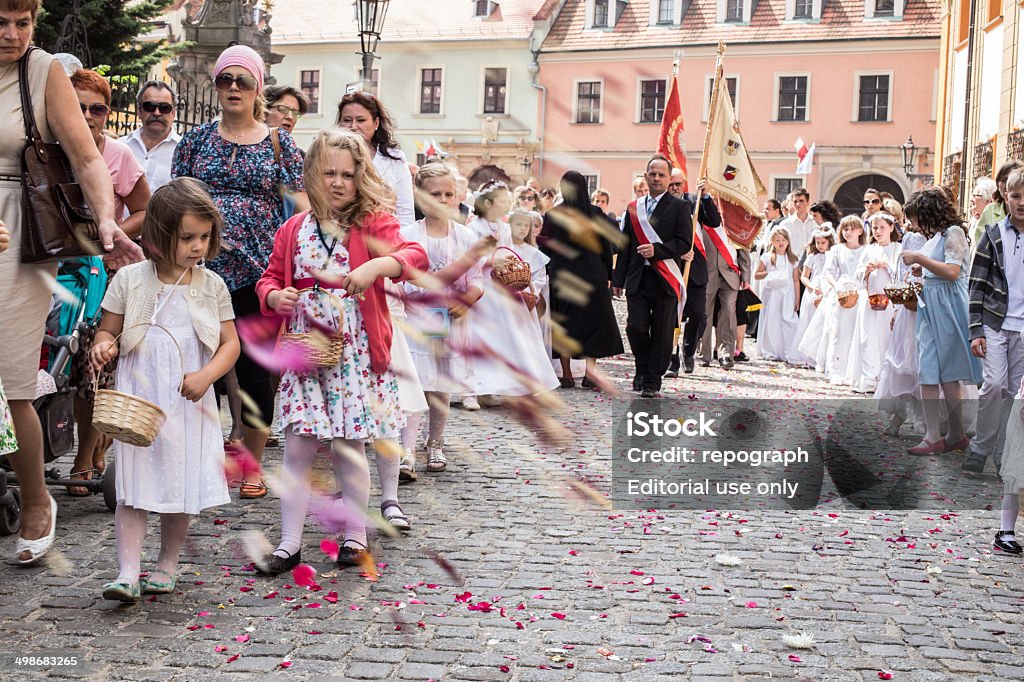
[214,73,258,92]
[268,103,302,119]
[141,101,174,115]
[80,103,110,117]
[863,198,881,205]
[521,194,536,201]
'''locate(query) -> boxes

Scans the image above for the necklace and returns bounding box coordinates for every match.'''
[220,120,261,168]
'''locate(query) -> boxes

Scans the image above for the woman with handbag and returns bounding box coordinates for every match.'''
[172,45,309,499]
[0,1,142,565]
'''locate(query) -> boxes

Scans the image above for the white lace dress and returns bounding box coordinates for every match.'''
[276,216,404,440]
[787,251,826,367]
[844,241,903,392]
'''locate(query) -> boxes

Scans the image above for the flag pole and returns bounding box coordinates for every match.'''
[683,41,726,287]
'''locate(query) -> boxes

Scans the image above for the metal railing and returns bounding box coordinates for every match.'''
[106,74,220,139]
[942,152,961,205]
[973,139,994,179]
[1008,129,1024,161]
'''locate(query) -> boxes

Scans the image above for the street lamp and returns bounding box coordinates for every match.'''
[900,134,934,186]
[520,155,533,182]
[356,0,389,93]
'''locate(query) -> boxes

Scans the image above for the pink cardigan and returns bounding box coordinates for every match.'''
[255,210,428,373]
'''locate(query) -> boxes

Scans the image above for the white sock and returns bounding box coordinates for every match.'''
[274,431,317,559]
[401,409,423,451]
[114,504,148,583]
[376,441,400,503]
[329,438,369,548]
[1001,493,1020,538]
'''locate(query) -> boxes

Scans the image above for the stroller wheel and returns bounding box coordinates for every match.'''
[0,487,22,536]
[102,459,116,512]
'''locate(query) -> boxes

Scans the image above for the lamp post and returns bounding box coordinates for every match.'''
[520,155,533,183]
[900,135,934,186]
[356,0,390,94]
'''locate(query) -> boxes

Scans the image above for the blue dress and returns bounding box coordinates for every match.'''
[171,122,305,292]
[915,225,983,385]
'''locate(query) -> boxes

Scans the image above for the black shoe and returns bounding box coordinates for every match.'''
[734,352,750,362]
[632,375,643,392]
[961,454,986,475]
[641,388,660,399]
[256,550,301,575]
[337,539,369,567]
[664,370,678,379]
[994,531,1023,554]
[700,359,712,368]
[683,356,695,374]
[719,356,734,369]
[581,376,598,390]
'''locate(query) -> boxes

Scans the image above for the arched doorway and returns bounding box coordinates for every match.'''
[467,165,512,191]
[832,174,905,216]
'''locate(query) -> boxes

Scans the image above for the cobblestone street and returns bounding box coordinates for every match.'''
[2,309,1023,682]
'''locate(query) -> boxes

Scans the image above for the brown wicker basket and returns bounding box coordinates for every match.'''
[279,287,345,368]
[884,281,922,312]
[490,246,532,292]
[837,290,859,309]
[93,323,180,447]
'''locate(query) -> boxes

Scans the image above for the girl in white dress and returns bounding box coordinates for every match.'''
[508,209,551,336]
[823,216,867,384]
[255,130,427,572]
[402,164,489,473]
[90,179,240,601]
[466,183,560,399]
[845,213,903,393]
[788,224,835,367]
[754,227,800,361]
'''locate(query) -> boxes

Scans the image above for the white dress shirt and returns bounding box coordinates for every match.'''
[779,213,817,254]
[1001,219,1024,332]
[124,127,181,191]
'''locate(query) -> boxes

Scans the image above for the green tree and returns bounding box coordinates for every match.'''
[34,0,176,73]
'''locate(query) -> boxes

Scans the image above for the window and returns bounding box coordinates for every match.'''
[777,76,808,121]
[474,0,495,17]
[575,81,602,124]
[420,68,443,114]
[987,0,1000,23]
[639,79,667,123]
[658,0,675,23]
[775,178,803,202]
[794,0,813,18]
[483,68,508,115]
[708,77,738,110]
[300,70,320,115]
[581,173,600,196]
[595,0,609,25]
[858,74,890,121]
[874,0,894,16]
[726,0,744,21]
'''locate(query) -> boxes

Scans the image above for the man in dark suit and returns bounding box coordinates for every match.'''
[665,169,720,376]
[612,155,692,398]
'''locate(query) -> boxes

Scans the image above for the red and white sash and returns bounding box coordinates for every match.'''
[627,199,685,301]
[703,225,740,275]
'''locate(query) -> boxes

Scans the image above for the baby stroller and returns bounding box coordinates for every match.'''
[0,258,115,535]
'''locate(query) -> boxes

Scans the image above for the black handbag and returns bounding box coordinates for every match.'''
[18,46,102,264]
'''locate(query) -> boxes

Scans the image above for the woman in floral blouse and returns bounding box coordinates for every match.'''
[172,45,308,497]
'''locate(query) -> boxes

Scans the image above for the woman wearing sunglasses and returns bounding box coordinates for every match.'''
[67,69,152,498]
[172,45,310,499]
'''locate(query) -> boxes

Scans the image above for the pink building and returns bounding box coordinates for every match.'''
[537,0,941,217]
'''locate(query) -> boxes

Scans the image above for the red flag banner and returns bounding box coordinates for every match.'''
[702,68,765,249]
[658,75,688,193]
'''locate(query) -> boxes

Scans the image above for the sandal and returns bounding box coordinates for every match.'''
[426,440,447,472]
[399,449,417,483]
[67,468,96,497]
[239,481,268,499]
[102,579,140,603]
[381,500,411,532]
[336,539,369,568]
[140,569,177,595]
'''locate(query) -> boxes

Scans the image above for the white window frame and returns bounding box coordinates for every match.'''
[851,70,894,122]
[717,0,752,23]
[572,78,605,125]
[479,64,511,116]
[586,0,613,29]
[864,0,904,19]
[785,0,823,20]
[771,175,807,202]
[636,76,669,124]
[581,172,601,197]
[416,65,446,117]
[297,67,322,117]
[702,73,741,121]
[473,0,497,18]
[772,71,812,122]
[649,0,685,26]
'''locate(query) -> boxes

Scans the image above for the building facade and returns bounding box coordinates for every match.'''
[539,0,941,215]
[935,0,1024,208]
[271,0,559,185]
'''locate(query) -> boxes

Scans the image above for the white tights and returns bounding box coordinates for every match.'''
[275,431,368,557]
[401,392,450,449]
[114,504,191,583]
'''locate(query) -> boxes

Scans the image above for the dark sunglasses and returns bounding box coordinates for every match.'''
[80,103,110,117]
[268,103,302,119]
[141,101,174,114]
[864,198,881,205]
[214,73,258,92]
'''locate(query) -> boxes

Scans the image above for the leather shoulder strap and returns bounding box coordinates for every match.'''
[18,46,40,142]
[270,126,281,165]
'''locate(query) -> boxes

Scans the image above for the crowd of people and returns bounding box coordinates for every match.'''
[0,1,1022,605]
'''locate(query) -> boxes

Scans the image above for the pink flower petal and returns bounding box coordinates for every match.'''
[551,612,567,620]
[292,564,319,589]
[234,634,250,643]
[878,672,894,680]
[214,645,228,653]
[789,655,803,663]
[324,591,339,604]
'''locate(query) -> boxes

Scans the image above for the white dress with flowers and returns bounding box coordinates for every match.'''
[276,216,404,441]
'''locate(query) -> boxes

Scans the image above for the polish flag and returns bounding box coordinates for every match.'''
[795,138,815,175]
